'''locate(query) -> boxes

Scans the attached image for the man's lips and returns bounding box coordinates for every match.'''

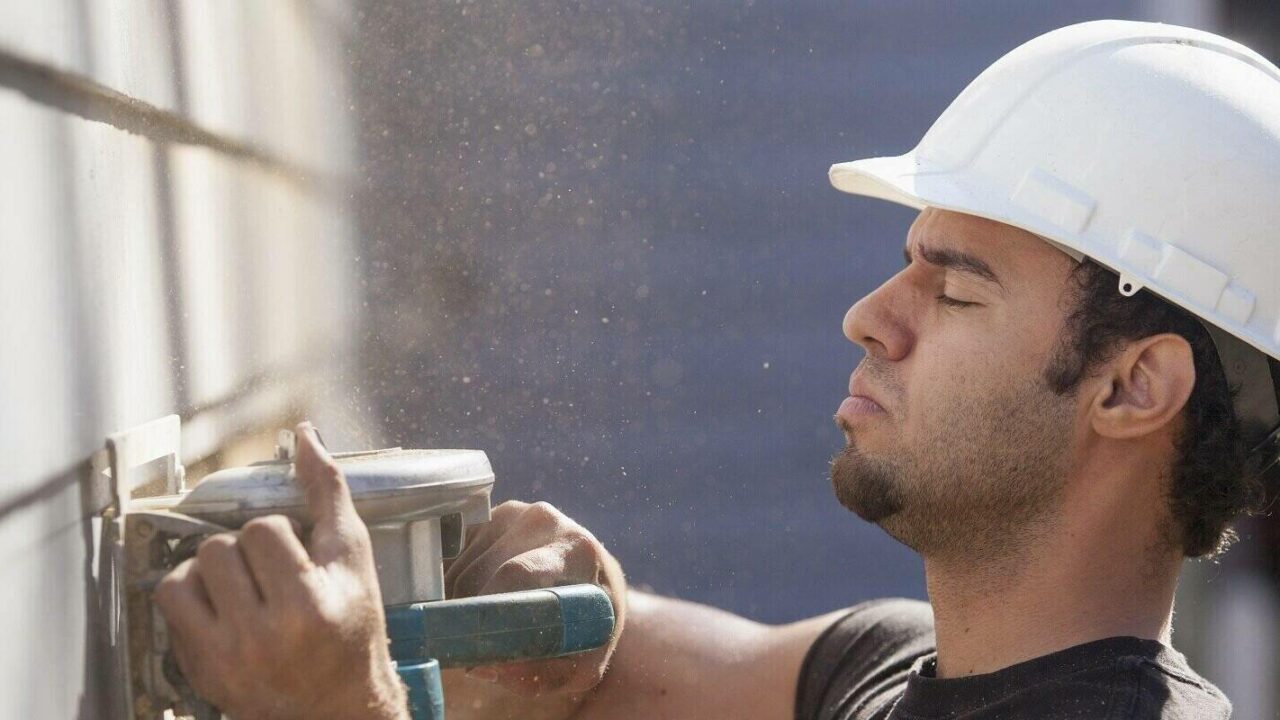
[847,372,888,412]
[837,394,886,423]
[838,369,889,426]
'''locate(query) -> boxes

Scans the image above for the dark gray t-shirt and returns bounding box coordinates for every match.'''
[794,599,1230,719]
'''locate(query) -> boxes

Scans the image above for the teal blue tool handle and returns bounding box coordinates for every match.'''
[396,659,444,720]
[385,584,615,667]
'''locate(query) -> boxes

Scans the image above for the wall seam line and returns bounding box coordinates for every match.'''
[0,47,345,199]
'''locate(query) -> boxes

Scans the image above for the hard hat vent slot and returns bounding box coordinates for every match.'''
[1010,167,1096,233]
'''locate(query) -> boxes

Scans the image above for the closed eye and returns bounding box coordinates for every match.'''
[936,294,977,309]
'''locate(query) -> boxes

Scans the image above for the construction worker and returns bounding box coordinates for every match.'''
[156,20,1279,719]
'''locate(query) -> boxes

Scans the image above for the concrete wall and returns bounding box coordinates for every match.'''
[0,3,363,717]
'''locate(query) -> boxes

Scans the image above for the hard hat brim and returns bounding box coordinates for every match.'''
[828,153,1086,263]
[830,155,923,208]
[829,154,970,216]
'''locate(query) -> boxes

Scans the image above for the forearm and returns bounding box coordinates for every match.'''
[435,498,838,720]
[441,590,760,720]
[573,591,786,719]
[442,589,838,720]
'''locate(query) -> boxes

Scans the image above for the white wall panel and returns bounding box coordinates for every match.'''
[0,484,92,719]
[0,2,176,112]
[70,119,176,437]
[0,4,360,717]
[0,90,79,499]
[244,168,308,370]
[0,3,351,179]
[81,0,177,111]
[179,1,353,176]
[0,3,85,71]
[171,145,247,406]
[172,145,358,396]
[176,1,250,149]
[0,89,142,720]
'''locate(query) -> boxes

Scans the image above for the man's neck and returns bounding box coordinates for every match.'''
[922,492,1181,679]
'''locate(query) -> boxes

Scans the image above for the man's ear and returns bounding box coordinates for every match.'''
[1089,334,1195,440]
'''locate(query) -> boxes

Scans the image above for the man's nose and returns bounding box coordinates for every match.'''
[843,278,914,361]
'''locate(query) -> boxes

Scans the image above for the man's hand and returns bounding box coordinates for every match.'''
[155,422,407,720]
[444,500,627,698]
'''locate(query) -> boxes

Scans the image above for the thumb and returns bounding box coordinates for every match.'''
[293,421,363,565]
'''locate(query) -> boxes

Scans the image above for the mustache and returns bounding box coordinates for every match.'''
[855,356,904,404]
[836,414,853,435]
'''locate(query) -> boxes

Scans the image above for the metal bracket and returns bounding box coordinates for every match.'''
[93,415,186,720]
[93,415,186,521]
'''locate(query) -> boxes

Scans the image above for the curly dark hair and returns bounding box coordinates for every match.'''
[1043,260,1265,558]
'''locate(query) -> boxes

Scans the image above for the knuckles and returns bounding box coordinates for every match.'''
[295,446,343,483]
[562,533,605,572]
[318,462,344,487]
[470,511,607,597]
[294,595,329,630]
[491,555,543,589]
[493,499,574,534]
[489,499,531,525]
[240,514,293,548]
[153,564,188,610]
[195,533,239,565]
[157,510,388,714]
[522,500,564,531]
[343,520,375,554]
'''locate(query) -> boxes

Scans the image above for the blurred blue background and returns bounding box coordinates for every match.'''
[351,0,1278,661]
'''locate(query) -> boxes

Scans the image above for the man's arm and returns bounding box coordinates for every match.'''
[157,448,841,720]
[575,591,848,719]
[441,501,846,720]
[443,592,843,720]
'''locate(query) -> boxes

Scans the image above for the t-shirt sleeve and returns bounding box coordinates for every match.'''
[794,599,936,720]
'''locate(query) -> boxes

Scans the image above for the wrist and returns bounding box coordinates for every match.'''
[329,655,409,720]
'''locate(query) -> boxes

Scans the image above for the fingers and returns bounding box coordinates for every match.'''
[444,500,528,592]
[447,502,572,598]
[156,557,224,697]
[446,500,531,581]
[293,421,366,566]
[156,557,218,636]
[149,426,404,718]
[441,500,621,699]
[294,421,350,528]
[475,542,601,596]
[464,544,609,697]
[194,534,264,628]
[239,515,316,603]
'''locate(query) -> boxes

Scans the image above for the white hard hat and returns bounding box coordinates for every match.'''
[830,20,1280,476]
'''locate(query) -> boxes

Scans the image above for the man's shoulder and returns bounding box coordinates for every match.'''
[794,598,935,720]
[794,605,1232,720]
[1099,645,1231,720]
[898,637,1232,720]
[803,598,935,675]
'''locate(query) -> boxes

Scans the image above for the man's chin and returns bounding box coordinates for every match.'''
[830,446,904,524]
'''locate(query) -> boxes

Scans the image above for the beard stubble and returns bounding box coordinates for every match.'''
[830,359,1074,566]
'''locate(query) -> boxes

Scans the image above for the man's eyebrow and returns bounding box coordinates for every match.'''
[904,243,1004,289]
